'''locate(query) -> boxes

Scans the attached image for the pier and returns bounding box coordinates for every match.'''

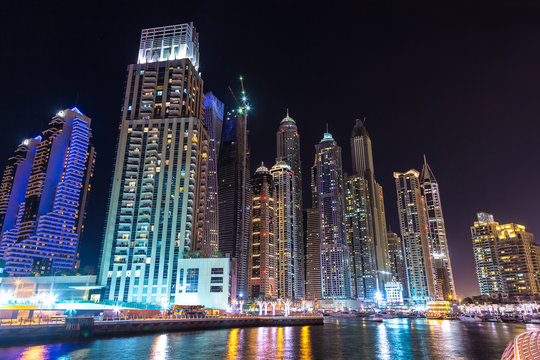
[0,315,324,344]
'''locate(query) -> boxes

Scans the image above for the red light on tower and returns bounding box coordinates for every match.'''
[262,232,267,237]
[262,196,267,200]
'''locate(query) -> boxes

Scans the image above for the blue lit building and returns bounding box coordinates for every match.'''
[315,131,351,299]
[0,108,95,276]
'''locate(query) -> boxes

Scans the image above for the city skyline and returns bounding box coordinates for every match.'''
[2,2,540,298]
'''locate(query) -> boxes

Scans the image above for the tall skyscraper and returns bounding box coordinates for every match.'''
[394,170,435,303]
[270,161,299,298]
[276,111,304,298]
[497,223,539,296]
[99,23,209,305]
[304,158,322,300]
[218,106,250,298]
[247,164,276,298]
[203,92,224,257]
[0,108,95,276]
[344,175,377,299]
[420,156,456,300]
[316,131,351,299]
[387,230,406,288]
[350,119,390,299]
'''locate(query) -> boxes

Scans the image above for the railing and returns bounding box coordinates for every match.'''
[95,313,323,323]
[502,330,540,360]
[0,317,65,327]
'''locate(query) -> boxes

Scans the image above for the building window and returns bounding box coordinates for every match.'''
[211,276,223,283]
[211,268,224,275]
[210,286,223,293]
[178,268,184,293]
[186,268,199,293]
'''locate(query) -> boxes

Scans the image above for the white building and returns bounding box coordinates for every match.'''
[173,258,236,310]
[385,282,404,304]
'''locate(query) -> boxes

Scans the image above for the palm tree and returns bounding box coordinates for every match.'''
[282,298,293,317]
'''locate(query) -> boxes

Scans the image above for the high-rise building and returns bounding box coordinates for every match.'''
[470,212,505,295]
[0,108,95,276]
[99,23,209,305]
[420,156,456,300]
[247,164,276,298]
[203,92,224,257]
[394,170,435,303]
[497,223,538,296]
[276,111,304,298]
[344,175,377,299]
[270,161,299,299]
[304,158,322,300]
[350,119,390,299]
[315,131,351,299]
[387,230,406,288]
[218,106,251,298]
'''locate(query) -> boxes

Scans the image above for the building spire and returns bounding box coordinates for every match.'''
[286,108,289,118]
[326,122,329,133]
[420,155,436,182]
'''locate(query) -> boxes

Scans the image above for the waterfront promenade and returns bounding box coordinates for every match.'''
[0,314,323,344]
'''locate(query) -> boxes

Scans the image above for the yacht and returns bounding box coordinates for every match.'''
[458,314,482,322]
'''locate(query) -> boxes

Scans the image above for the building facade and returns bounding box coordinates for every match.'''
[350,119,390,299]
[218,109,251,298]
[344,175,377,300]
[497,223,538,296]
[471,213,506,295]
[315,132,351,299]
[394,170,435,303]
[270,161,296,298]
[387,230,406,289]
[420,156,456,300]
[276,112,304,298]
[203,92,224,257]
[99,23,209,305]
[0,108,94,276]
[247,164,276,298]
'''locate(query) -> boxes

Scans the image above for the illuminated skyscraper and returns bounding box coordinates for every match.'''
[387,230,406,288]
[218,105,250,299]
[394,170,435,303]
[270,161,302,298]
[304,158,322,300]
[203,92,224,257]
[350,119,390,299]
[276,112,304,298]
[247,164,276,298]
[99,23,209,305]
[420,156,456,300]
[497,223,539,296]
[0,108,95,276]
[344,175,377,299]
[316,131,351,299]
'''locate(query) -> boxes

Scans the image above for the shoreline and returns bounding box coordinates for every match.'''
[0,315,324,346]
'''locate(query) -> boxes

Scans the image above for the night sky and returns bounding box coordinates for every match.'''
[2,1,539,297]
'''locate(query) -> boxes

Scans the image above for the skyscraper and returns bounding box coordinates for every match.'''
[497,223,539,296]
[0,108,95,276]
[470,212,505,295]
[316,131,351,299]
[99,23,209,305]
[304,158,322,300]
[350,119,390,299]
[387,230,406,288]
[276,111,304,298]
[247,164,276,298]
[344,175,377,299]
[420,156,456,300]
[394,170,435,303]
[270,161,297,298]
[218,107,250,299]
[203,92,224,257]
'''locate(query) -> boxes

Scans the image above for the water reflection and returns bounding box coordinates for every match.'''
[20,345,48,360]
[150,334,169,360]
[376,322,390,360]
[300,326,312,360]
[227,328,240,360]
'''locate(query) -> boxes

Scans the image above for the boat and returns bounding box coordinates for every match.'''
[368,316,384,322]
[528,318,540,324]
[484,317,502,323]
[425,312,444,320]
[458,314,482,322]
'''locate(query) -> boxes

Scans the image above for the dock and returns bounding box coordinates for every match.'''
[0,315,324,344]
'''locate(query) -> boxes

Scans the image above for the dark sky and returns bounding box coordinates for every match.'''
[2,1,540,297]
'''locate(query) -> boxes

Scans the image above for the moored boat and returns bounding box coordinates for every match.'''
[458,314,482,322]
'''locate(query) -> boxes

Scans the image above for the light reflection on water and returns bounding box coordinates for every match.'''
[0,318,537,360]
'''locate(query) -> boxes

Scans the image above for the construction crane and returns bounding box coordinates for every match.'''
[228,75,251,114]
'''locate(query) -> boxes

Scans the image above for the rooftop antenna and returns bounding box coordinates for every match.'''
[286,108,289,117]
[325,122,329,133]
